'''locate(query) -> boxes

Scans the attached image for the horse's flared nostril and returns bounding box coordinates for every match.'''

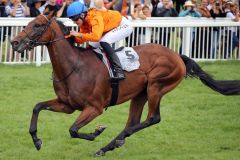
[11,41,19,49]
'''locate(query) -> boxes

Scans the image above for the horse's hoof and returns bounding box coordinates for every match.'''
[95,149,105,156]
[34,139,42,151]
[96,125,107,132]
[115,139,125,148]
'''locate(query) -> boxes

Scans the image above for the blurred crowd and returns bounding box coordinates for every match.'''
[0,0,239,60]
[0,0,239,20]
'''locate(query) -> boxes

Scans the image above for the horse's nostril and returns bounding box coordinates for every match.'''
[11,41,19,48]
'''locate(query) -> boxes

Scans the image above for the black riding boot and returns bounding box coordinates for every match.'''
[100,42,125,80]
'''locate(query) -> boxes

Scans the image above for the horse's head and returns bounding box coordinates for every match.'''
[11,12,69,53]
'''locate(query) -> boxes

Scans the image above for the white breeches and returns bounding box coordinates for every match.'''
[89,16,133,48]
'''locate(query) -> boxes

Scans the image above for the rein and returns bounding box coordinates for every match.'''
[51,52,80,83]
[37,36,67,45]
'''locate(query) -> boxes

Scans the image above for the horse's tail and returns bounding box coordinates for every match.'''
[180,55,240,95]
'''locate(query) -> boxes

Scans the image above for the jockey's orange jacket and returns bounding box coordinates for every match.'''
[74,8,122,44]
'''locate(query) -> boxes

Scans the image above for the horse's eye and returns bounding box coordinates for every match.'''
[34,24,41,28]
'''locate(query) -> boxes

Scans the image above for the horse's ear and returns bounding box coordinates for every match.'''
[46,10,56,20]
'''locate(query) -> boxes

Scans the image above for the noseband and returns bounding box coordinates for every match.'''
[22,15,66,49]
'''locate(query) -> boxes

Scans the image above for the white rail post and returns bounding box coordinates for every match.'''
[182,27,191,57]
[145,27,152,43]
[36,46,41,66]
[46,48,50,62]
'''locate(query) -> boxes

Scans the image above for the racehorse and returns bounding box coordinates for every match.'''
[11,12,240,156]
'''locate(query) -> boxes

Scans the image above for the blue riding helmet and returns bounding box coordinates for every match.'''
[67,1,88,17]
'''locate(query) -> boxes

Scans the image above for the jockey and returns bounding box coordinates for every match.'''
[66,1,133,80]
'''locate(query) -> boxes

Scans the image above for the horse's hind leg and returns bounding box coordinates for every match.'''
[29,99,74,150]
[96,91,148,156]
[69,106,105,141]
[108,77,184,149]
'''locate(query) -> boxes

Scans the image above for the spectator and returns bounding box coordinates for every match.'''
[29,0,46,17]
[57,0,73,17]
[197,0,211,17]
[156,0,173,8]
[223,1,239,58]
[178,0,201,17]
[209,0,226,58]
[43,0,60,15]
[6,0,29,61]
[154,0,178,47]
[21,0,30,16]
[112,0,131,17]
[207,0,215,10]
[174,0,186,13]
[179,1,201,56]
[92,0,106,10]
[191,0,197,5]
[224,0,239,21]
[0,0,7,17]
[56,0,63,6]
[142,4,151,17]
[131,3,146,19]
[210,0,226,18]
[6,0,29,17]
[128,3,146,47]
[0,0,10,43]
[120,0,130,17]
[79,0,92,8]
[130,0,143,16]
[144,0,153,12]
[37,0,48,13]
[151,0,173,17]
[103,0,119,10]
[195,0,212,58]
[151,0,161,17]
[154,0,178,17]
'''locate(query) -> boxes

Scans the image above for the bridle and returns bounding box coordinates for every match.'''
[22,15,66,50]
[22,14,80,83]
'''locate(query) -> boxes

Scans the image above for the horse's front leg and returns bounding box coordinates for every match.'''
[29,99,74,150]
[69,106,105,141]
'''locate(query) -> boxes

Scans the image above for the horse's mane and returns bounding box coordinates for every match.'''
[56,20,74,45]
[56,20,88,51]
[56,20,70,35]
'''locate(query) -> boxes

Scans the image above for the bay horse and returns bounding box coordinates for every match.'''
[11,12,240,156]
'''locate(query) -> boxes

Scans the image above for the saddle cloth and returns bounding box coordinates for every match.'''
[93,47,140,77]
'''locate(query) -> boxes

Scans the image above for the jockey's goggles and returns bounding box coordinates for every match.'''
[70,14,81,21]
[70,13,85,22]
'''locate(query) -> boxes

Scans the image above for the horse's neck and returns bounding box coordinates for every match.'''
[47,37,77,80]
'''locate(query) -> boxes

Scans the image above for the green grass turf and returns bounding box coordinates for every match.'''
[0,61,240,160]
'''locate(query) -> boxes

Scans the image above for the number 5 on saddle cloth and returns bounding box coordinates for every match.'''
[93,46,140,108]
[93,46,140,78]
